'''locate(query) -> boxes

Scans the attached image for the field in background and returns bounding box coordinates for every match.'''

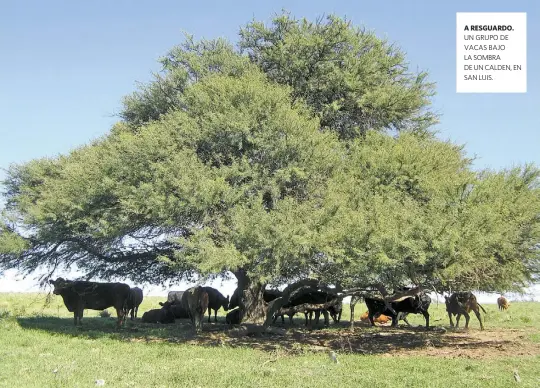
[1,293,539,387]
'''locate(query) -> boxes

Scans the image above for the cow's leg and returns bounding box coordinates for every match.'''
[448,312,455,327]
[456,313,461,327]
[281,314,285,324]
[322,310,329,327]
[76,306,84,326]
[400,313,411,326]
[350,302,356,329]
[73,311,78,326]
[130,308,135,321]
[422,311,430,328]
[135,306,138,319]
[115,307,125,327]
[462,311,471,328]
[315,310,321,325]
[473,308,484,330]
[208,307,212,323]
[304,313,309,326]
[368,312,376,326]
[391,314,398,327]
[214,309,218,323]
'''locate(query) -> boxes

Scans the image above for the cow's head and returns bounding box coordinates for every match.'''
[223,295,230,311]
[444,295,451,309]
[158,301,176,323]
[49,277,70,295]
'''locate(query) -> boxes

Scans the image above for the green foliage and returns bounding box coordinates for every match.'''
[121,13,438,140]
[121,35,251,128]
[313,132,540,292]
[0,219,27,256]
[1,12,539,295]
[239,12,438,139]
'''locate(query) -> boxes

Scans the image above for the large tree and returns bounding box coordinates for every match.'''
[1,13,539,325]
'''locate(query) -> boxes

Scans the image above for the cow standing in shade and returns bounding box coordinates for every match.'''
[181,286,209,333]
[202,287,229,323]
[364,292,431,328]
[126,287,144,320]
[49,277,130,327]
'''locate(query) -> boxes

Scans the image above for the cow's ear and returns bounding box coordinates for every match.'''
[159,302,164,306]
[49,279,55,285]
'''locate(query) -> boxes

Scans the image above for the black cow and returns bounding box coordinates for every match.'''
[167,291,185,304]
[228,287,281,310]
[445,292,486,330]
[126,287,144,320]
[141,304,175,324]
[225,308,243,324]
[202,287,229,323]
[49,277,130,327]
[181,286,209,333]
[159,301,190,319]
[364,293,431,328]
[263,289,289,324]
[306,298,343,325]
[264,289,283,302]
[274,291,340,327]
[228,288,240,310]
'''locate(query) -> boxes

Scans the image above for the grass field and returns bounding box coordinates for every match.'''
[0,293,539,387]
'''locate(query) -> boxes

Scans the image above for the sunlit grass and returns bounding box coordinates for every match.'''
[0,293,539,387]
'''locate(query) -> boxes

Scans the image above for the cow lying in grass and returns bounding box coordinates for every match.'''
[360,310,391,325]
[497,295,510,311]
[445,292,486,330]
[141,303,175,324]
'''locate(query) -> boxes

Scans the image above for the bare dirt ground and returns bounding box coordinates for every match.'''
[172,322,540,359]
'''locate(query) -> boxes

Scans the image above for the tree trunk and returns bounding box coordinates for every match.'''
[233,269,268,325]
[349,294,361,330]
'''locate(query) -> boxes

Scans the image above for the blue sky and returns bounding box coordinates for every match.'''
[0,1,538,297]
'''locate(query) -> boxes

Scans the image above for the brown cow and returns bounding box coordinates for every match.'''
[181,286,209,333]
[497,295,510,311]
[360,310,391,324]
[49,277,130,327]
[445,292,487,330]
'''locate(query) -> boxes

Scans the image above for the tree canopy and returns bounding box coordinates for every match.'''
[1,13,539,318]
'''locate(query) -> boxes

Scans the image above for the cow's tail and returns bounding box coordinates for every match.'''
[477,302,487,315]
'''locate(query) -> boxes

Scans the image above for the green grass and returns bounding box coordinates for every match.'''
[0,293,539,387]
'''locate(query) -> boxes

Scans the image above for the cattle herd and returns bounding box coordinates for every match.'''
[48,277,512,333]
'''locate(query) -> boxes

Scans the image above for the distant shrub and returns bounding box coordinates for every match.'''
[520,316,532,324]
[0,309,10,319]
[100,309,111,318]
